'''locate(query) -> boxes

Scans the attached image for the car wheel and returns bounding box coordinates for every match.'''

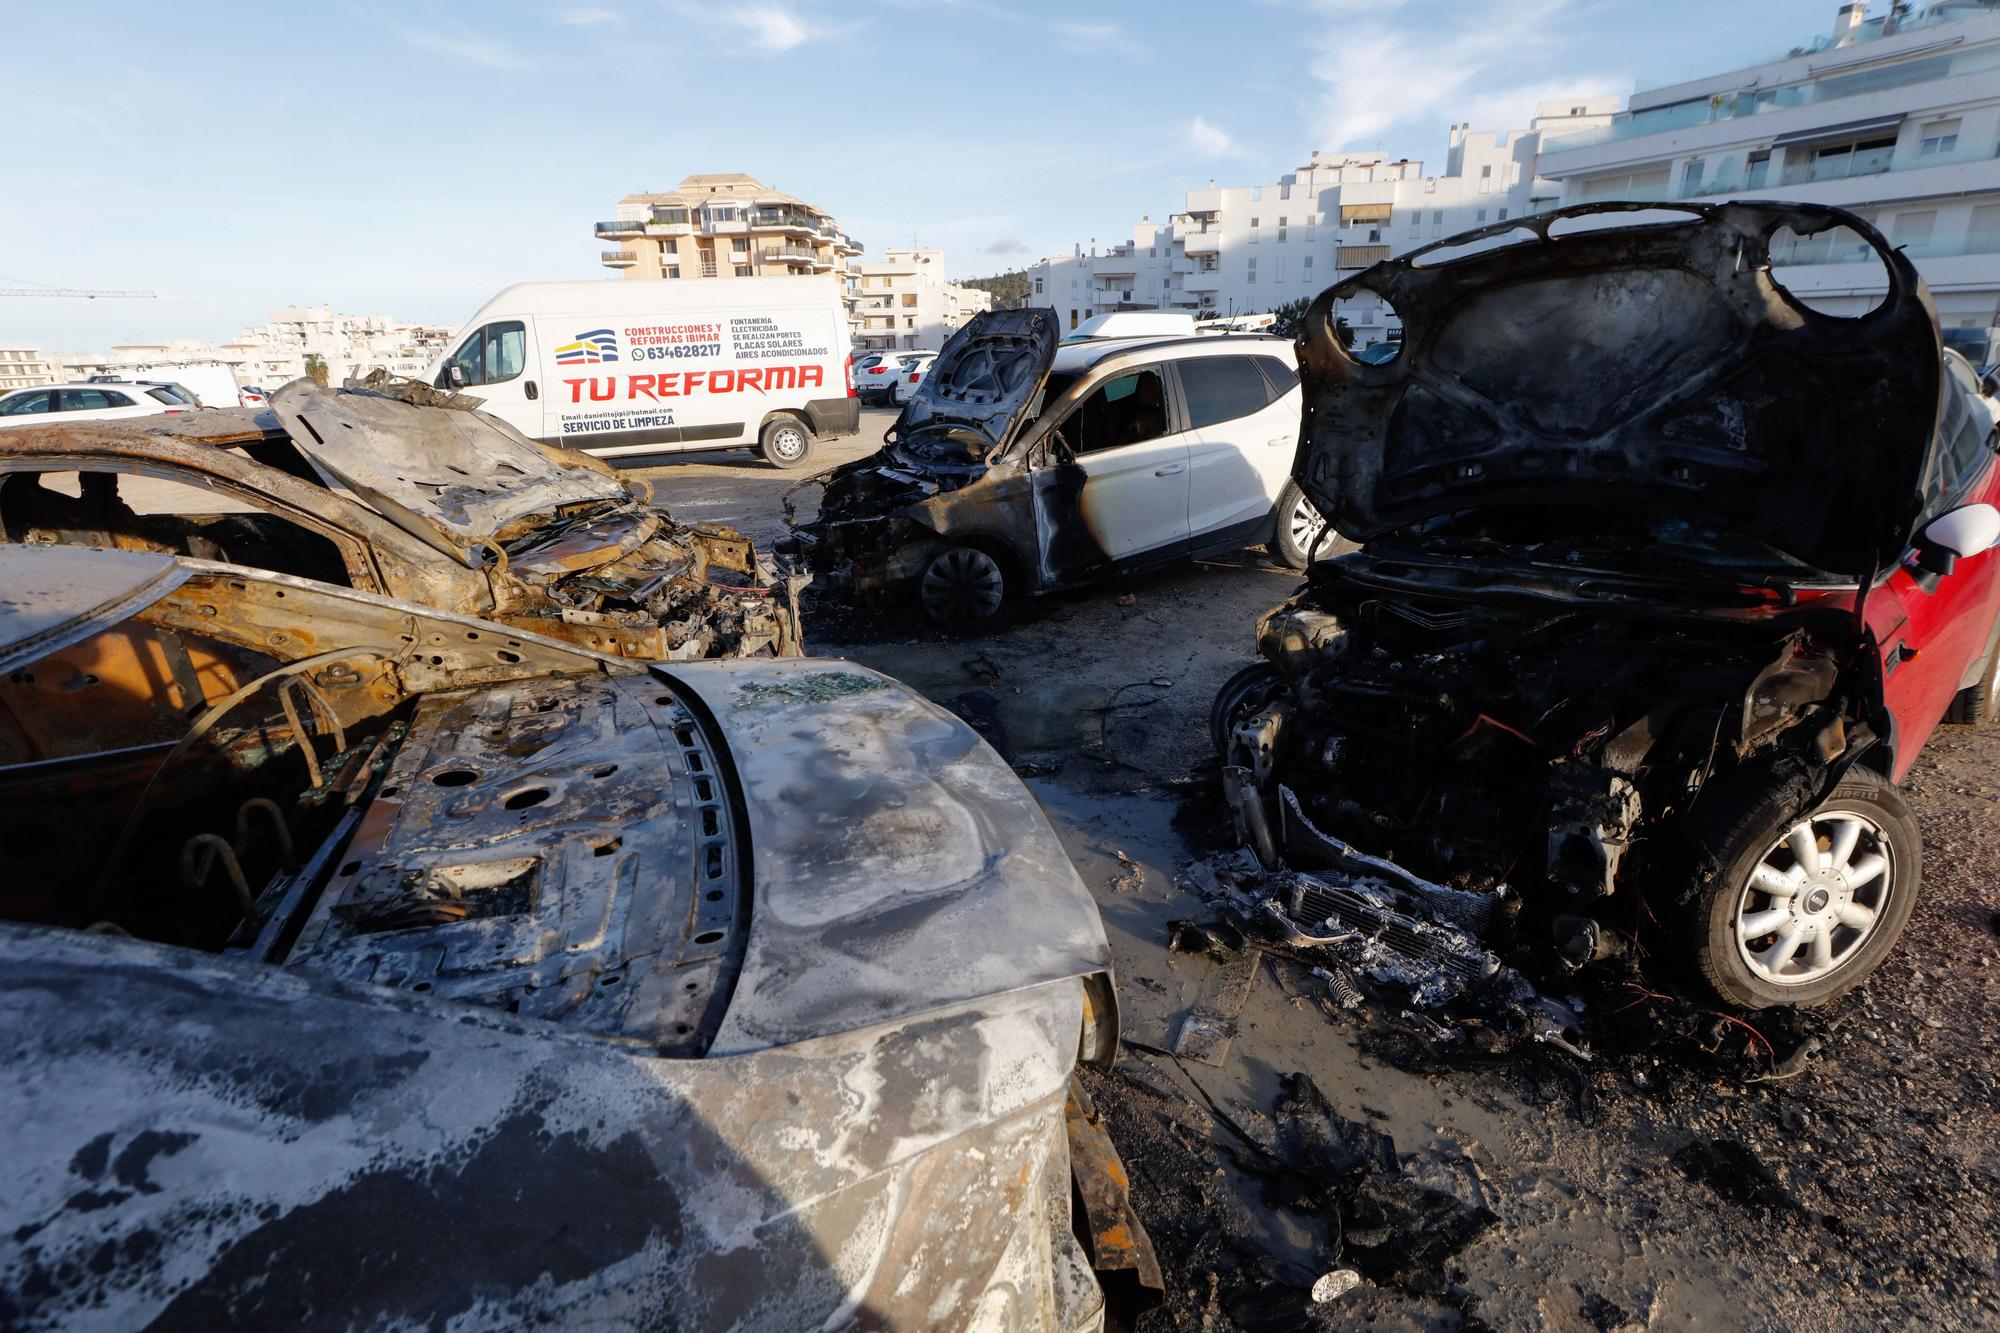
[1687,767,1920,1009]
[759,416,814,469]
[919,546,1012,631]
[1268,480,1356,569]
[1210,662,1284,760]
[1946,636,1999,727]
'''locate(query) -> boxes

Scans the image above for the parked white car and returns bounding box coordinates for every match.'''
[889,351,938,405]
[793,310,1335,628]
[855,351,934,405]
[0,383,190,429]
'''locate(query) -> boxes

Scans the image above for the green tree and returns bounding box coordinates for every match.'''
[1266,299,1352,348]
[958,269,1034,310]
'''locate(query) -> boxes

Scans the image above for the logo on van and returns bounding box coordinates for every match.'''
[553,329,620,365]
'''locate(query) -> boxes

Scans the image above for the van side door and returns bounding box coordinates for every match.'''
[438,321,541,437]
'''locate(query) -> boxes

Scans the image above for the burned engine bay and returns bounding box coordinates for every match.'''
[0,373,805,662]
[1220,557,1874,981]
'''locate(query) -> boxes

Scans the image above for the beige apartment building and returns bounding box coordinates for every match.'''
[0,346,56,392]
[594,173,861,281]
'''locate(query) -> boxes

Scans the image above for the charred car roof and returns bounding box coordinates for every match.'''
[1293,201,1943,577]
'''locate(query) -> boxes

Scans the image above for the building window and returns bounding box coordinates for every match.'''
[1892,211,1937,245]
[1034,276,1044,293]
[1304,255,1313,269]
[1920,120,1961,156]
[734,264,754,276]
[1497,207,1508,220]
[1433,210,1443,224]
[1475,209,1487,223]
[1682,158,1705,193]
[1745,150,1771,189]
[1246,257,1256,284]
[1251,186,1262,201]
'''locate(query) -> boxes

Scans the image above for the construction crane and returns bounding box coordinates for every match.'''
[0,276,154,299]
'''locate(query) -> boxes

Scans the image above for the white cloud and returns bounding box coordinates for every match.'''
[985,237,1032,255]
[554,6,620,25]
[399,29,532,70]
[729,6,815,51]
[1301,0,1608,149]
[1051,20,1119,40]
[1186,116,1239,158]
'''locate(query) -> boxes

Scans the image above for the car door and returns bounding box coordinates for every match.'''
[1053,363,1191,563]
[56,388,148,423]
[1177,352,1300,545]
[440,320,542,437]
[0,391,54,429]
[1869,359,2000,775]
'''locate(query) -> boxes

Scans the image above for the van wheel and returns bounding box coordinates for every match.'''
[760,416,814,469]
[1268,480,1355,569]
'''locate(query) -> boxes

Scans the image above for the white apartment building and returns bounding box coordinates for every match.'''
[1534,0,2000,356]
[594,173,861,282]
[1027,104,1618,348]
[851,248,994,351]
[0,346,56,392]
[59,307,455,388]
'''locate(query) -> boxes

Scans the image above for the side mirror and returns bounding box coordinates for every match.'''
[445,364,467,389]
[1915,502,2000,575]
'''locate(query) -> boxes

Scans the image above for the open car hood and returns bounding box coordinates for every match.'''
[1293,201,1943,577]
[893,308,1060,456]
[271,378,629,553]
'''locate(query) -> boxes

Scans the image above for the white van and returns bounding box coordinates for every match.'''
[424,277,858,469]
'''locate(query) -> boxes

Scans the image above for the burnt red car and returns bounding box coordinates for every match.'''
[1217,201,2000,1009]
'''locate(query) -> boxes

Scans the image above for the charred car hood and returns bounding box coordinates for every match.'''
[1294,201,1942,577]
[893,307,1060,457]
[271,378,629,551]
[656,657,1112,1053]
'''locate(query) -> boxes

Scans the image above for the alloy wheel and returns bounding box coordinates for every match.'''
[1290,491,1328,560]
[1733,810,1894,986]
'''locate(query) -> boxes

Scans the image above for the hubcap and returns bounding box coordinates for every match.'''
[1733,810,1894,986]
[771,427,806,460]
[920,548,1005,626]
[1290,492,1328,558]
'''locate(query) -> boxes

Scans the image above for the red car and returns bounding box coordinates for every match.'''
[1216,201,2000,1009]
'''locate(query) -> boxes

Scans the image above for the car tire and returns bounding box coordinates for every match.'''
[1684,766,1921,1010]
[918,545,1015,631]
[1209,662,1285,760]
[1268,480,1356,569]
[759,416,814,469]
[1946,636,1999,727]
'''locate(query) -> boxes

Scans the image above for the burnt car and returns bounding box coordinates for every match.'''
[0,375,804,661]
[0,544,1154,1328]
[787,309,1310,628]
[1214,202,2000,1010]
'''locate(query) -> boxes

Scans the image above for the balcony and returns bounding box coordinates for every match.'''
[1183,272,1221,293]
[1597,135,2000,204]
[1093,253,1139,275]
[600,250,637,269]
[759,244,824,264]
[1771,225,2000,267]
[1543,39,2000,153]
[594,218,645,238]
[1183,229,1220,255]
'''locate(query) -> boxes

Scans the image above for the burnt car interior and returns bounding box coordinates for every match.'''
[0,556,746,1057]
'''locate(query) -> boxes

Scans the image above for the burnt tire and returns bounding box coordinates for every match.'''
[1946,636,1999,727]
[1267,480,1356,569]
[1209,662,1284,761]
[1684,767,1921,1010]
[918,545,1015,632]
[759,416,814,469]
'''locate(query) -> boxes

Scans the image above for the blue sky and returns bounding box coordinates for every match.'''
[2,0,1843,350]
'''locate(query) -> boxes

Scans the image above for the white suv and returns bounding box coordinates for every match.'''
[0,383,191,429]
[792,310,1335,628]
[889,352,938,405]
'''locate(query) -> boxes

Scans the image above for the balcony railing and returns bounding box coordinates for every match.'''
[600,250,637,267]
[759,244,823,263]
[1771,226,2000,266]
[594,219,644,236]
[1611,135,2000,203]
[1543,39,2000,153]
